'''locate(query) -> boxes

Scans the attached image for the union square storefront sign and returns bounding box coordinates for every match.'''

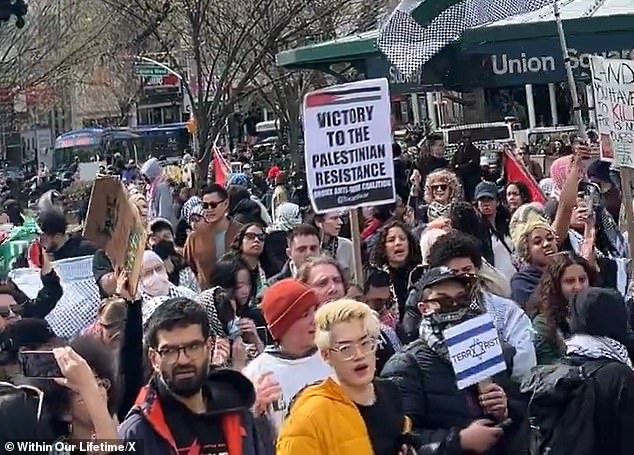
[365,31,634,91]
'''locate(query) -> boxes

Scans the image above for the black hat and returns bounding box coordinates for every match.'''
[36,209,67,235]
[568,287,628,344]
[418,266,474,291]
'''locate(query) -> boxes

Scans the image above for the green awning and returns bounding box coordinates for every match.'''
[276,8,634,70]
[462,14,634,46]
[276,30,378,69]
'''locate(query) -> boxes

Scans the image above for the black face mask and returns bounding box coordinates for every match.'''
[152,240,175,260]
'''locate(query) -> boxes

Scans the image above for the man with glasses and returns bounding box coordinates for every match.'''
[277,299,415,455]
[119,297,263,454]
[183,184,243,289]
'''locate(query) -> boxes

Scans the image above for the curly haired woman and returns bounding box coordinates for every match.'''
[370,220,421,325]
[417,169,462,223]
[525,252,598,365]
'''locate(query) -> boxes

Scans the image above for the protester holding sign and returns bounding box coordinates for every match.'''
[382,267,527,454]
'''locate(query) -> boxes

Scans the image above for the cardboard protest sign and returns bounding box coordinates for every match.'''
[443,313,506,390]
[83,177,147,294]
[590,56,634,167]
[303,78,396,213]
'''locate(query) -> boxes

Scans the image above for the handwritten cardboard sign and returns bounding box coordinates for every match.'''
[83,177,147,294]
[590,56,634,168]
[443,313,506,390]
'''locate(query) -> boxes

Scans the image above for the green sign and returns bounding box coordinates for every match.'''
[135,64,168,77]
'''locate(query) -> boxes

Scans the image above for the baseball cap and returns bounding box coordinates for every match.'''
[418,266,475,292]
[474,181,498,200]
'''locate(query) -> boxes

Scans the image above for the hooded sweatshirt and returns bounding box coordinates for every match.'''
[141,158,173,221]
[242,346,331,431]
[510,264,543,309]
[119,369,264,455]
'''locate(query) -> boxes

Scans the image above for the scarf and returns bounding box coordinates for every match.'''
[195,287,233,337]
[321,236,339,259]
[141,284,197,326]
[269,202,301,233]
[426,201,451,221]
[418,288,485,360]
[254,263,268,302]
[565,333,633,370]
[376,263,400,327]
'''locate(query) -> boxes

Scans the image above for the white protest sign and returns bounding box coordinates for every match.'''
[303,78,395,213]
[443,313,506,390]
[590,56,634,167]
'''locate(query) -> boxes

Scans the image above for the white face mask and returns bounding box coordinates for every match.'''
[141,269,170,297]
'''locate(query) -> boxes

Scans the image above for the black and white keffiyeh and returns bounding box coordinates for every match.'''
[378,0,557,78]
[566,334,633,370]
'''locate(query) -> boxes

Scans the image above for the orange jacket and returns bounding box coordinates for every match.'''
[276,377,411,455]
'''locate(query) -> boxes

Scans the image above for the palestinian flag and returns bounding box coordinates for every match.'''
[378,0,557,77]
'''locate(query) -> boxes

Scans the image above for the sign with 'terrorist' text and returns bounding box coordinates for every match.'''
[444,313,506,390]
[303,78,395,213]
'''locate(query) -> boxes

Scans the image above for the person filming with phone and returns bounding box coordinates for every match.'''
[0,250,62,333]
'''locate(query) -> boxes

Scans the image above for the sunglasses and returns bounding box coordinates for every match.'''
[244,232,265,242]
[202,200,225,210]
[430,184,448,191]
[0,382,44,421]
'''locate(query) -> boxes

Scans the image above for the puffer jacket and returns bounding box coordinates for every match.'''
[381,339,529,455]
[276,377,411,455]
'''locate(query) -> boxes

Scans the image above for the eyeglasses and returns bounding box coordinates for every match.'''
[155,340,207,362]
[329,338,378,361]
[430,184,448,191]
[244,232,265,242]
[202,200,225,210]
[0,381,44,421]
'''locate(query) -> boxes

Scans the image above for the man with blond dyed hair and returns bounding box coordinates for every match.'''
[277,299,415,455]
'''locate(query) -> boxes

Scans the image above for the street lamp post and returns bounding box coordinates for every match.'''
[134,56,198,155]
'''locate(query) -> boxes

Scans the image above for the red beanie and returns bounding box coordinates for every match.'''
[260,279,319,341]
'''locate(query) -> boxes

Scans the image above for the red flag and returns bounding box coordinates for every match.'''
[503,150,546,204]
[212,145,230,186]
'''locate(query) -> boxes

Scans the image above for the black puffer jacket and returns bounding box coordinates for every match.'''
[381,339,528,455]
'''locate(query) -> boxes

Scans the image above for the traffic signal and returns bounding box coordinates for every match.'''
[186,117,197,135]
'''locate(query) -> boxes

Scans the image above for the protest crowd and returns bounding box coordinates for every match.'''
[1,124,633,455]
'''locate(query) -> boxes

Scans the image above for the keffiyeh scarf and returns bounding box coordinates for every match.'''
[566,334,633,370]
[426,201,451,221]
[195,287,231,337]
[321,236,339,259]
[141,284,197,326]
[268,202,301,233]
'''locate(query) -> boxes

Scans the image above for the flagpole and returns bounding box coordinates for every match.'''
[553,0,585,137]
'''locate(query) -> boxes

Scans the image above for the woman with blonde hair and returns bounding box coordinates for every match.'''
[277,299,416,455]
[419,169,462,223]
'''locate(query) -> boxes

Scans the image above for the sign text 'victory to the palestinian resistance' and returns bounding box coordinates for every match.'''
[303,78,396,213]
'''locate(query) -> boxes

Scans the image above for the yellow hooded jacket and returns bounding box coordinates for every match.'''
[276,377,411,455]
